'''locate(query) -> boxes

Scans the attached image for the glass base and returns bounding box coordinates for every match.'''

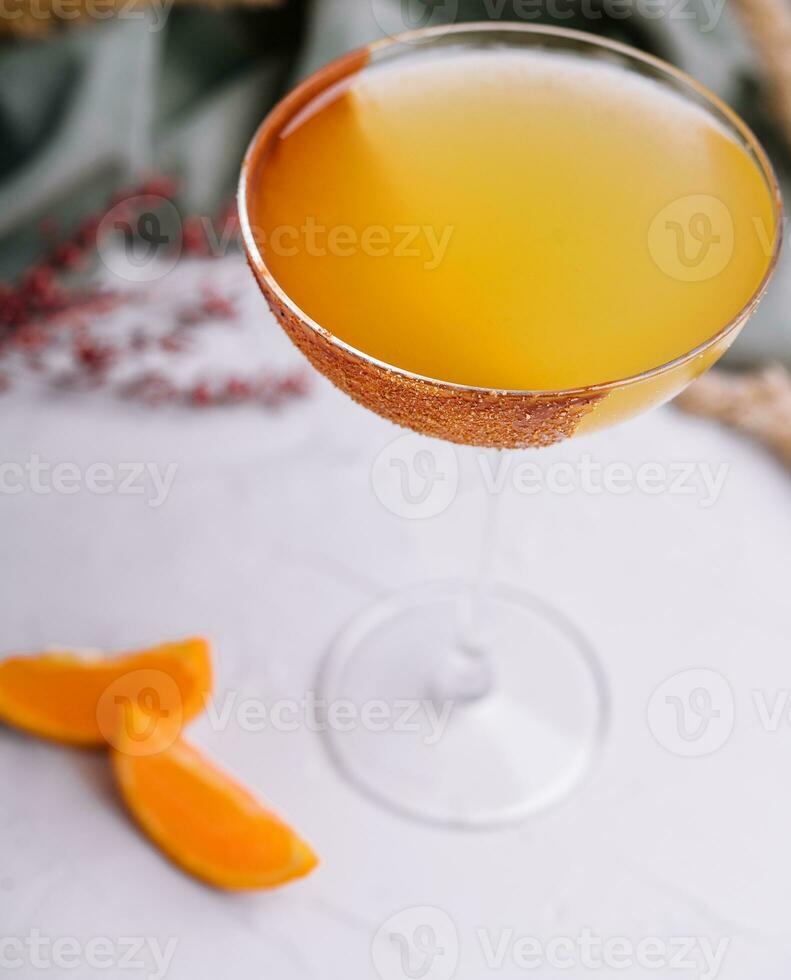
[318,582,609,828]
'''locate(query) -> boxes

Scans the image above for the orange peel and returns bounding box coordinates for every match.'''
[111,714,318,890]
[0,638,212,746]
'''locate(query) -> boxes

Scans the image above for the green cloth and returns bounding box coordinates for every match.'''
[0,2,306,275]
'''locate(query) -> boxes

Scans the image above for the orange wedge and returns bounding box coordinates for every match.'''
[111,719,318,890]
[0,638,212,746]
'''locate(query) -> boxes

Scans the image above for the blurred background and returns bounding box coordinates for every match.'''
[1,0,791,358]
[2,3,791,979]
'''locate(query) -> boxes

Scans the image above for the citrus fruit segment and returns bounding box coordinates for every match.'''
[111,725,318,890]
[0,638,212,746]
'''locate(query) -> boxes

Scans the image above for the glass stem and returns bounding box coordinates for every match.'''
[433,447,504,704]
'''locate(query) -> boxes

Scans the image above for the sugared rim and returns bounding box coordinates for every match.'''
[239,21,784,398]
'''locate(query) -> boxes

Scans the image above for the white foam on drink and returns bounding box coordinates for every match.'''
[345,44,744,153]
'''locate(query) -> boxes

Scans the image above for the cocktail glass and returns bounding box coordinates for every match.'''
[239,24,782,827]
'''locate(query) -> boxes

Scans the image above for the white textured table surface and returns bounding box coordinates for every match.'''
[1,258,791,980]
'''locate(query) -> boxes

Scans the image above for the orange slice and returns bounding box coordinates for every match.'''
[111,720,318,890]
[0,638,212,746]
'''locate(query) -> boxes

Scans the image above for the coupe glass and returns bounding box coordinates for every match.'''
[239,23,783,827]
